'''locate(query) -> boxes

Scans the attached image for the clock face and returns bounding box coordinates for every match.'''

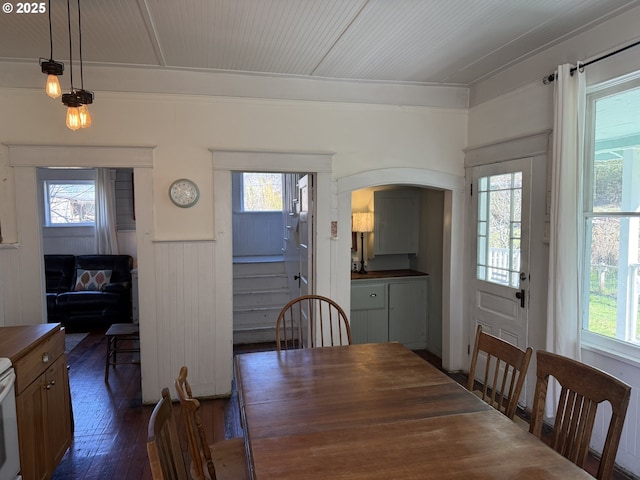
[169,179,200,207]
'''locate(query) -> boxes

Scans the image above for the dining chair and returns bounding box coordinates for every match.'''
[529,351,631,480]
[467,324,533,420]
[147,387,189,480]
[175,366,247,480]
[275,294,352,351]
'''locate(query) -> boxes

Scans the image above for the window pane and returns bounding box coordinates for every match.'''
[593,87,640,213]
[586,216,640,342]
[585,82,640,349]
[242,173,283,211]
[47,182,95,224]
[476,172,522,287]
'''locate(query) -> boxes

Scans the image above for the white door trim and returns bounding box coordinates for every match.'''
[337,167,466,371]
[212,150,336,336]
[464,132,550,408]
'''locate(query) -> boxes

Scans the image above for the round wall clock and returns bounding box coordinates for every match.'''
[169,178,200,208]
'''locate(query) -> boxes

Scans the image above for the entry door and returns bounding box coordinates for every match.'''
[469,158,532,365]
[283,173,314,299]
[282,173,315,346]
[296,174,313,297]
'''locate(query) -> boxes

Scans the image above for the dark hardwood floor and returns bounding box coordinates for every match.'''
[50,332,634,480]
[52,330,238,480]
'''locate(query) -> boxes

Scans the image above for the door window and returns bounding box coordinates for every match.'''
[476,172,522,288]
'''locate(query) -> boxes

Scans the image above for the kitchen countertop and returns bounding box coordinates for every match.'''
[351,269,429,280]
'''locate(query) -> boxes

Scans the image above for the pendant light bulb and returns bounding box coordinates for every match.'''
[66,106,81,131]
[46,74,62,98]
[78,104,91,128]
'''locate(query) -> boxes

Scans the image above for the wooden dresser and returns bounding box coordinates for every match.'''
[0,323,72,480]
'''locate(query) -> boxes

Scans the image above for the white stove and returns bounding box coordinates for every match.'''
[0,357,20,480]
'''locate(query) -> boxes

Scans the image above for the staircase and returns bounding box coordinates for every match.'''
[233,258,291,344]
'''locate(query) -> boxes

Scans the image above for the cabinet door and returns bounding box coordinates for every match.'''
[374,190,420,255]
[351,283,388,344]
[388,279,427,349]
[15,354,72,480]
[16,373,49,480]
[45,355,72,469]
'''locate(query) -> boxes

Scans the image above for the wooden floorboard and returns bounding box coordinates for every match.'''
[49,332,634,480]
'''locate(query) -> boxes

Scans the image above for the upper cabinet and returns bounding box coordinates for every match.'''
[374,189,421,255]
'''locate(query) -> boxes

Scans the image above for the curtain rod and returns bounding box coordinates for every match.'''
[542,39,640,84]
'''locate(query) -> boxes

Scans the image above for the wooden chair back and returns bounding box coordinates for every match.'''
[175,366,217,480]
[175,366,248,480]
[467,324,533,420]
[529,351,631,480]
[147,387,189,480]
[275,294,352,351]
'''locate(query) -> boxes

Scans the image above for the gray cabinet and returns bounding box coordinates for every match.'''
[350,283,388,344]
[388,279,428,349]
[373,190,421,255]
[351,276,428,349]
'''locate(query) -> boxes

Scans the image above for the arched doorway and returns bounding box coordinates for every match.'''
[337,167,466,371]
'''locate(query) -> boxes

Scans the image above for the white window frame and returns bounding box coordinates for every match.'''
[581,75,640,366]
[43,179,96,227]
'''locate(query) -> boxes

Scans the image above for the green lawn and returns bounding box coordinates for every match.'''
[588,293,617,338]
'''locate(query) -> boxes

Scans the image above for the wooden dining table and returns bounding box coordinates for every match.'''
[234,342,593,479]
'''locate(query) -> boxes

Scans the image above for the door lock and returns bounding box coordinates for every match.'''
[515,289,525,308]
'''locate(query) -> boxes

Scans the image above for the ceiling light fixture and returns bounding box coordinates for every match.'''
[39,0,64,99]
[61,0,93,130]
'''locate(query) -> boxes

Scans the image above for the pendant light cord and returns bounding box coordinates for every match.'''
[47,0,53,59]
[77,0,84,90]
[66,0,74,90]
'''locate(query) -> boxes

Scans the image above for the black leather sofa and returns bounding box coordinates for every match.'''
[45,254,133,332]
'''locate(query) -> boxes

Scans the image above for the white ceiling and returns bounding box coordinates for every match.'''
[1,0,639,87]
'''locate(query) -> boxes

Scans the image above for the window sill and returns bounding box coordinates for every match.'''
[581,330,640,369]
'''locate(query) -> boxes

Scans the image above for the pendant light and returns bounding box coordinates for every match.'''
[39,0,64,99]
[61,0,93,130]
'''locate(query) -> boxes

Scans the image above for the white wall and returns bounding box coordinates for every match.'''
[0,78,468,399]
[468,7,640,476]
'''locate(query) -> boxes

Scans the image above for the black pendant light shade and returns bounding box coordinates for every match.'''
[40,0,64,98]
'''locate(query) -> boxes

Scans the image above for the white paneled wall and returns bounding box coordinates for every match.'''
[581,349,640,474]
[0,246,22,326]
[117,230,137,263]
[42,230,95,255]
[232,212,283,257]
[152,240,231,398]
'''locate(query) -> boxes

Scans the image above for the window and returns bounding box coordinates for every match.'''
[583,79,640,347]
[45,181,95,226]
[241,172,283,212]
[476,172,522,287]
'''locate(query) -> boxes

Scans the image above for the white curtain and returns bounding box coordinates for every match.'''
[95,168,119,254]
[545,64,586,414]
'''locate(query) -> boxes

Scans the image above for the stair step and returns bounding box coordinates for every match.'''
[233,261,285,276]
[234,275,289,290]
[233,326,278,344]
[232,259,289,344]
[234,290,290,309]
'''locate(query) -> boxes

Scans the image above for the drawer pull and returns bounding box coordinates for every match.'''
[369,293,377,297]
[42,352,51,363]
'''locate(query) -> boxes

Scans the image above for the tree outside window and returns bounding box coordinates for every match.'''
[242,173,283,212]
[46,181,95,225]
